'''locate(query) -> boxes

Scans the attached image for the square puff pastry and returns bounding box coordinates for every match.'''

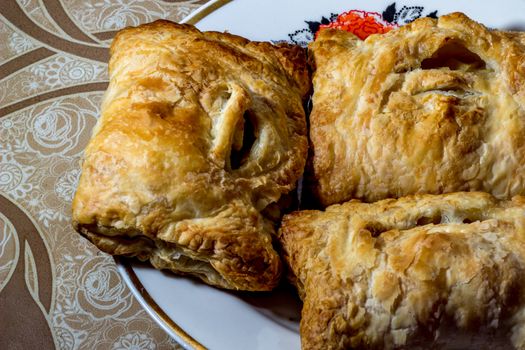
[279,192,525,349]
[309,12,525,205]
[72,21,310,291]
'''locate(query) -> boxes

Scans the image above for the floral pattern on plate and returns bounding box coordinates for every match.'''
[288,2,438,46]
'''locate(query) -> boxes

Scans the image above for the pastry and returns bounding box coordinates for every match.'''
[308,12,525,205]
[279,192,525,349]
[72,20,310,291]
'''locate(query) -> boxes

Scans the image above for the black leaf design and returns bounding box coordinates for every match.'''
[426,10,438,19]
[320,16,331,25]
[305,21,322,33]
[382,3,397,23]
[394,6,424,25]
[288,29,313,47]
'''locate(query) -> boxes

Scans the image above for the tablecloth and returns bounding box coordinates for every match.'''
[0,1,213,349]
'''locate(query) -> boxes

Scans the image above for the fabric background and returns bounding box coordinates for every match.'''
[0,1,211,349]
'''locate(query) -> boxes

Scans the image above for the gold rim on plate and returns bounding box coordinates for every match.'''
[116,258,206,350]
[183,0,233,25]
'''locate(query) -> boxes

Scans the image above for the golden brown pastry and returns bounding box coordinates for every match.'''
[280,192,525,349]
[72,20,310,291]
[308,12,525,206]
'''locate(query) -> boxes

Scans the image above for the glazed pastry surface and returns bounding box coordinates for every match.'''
[309,12,525,205]
[72,20,310,291]
[280,192,525,349]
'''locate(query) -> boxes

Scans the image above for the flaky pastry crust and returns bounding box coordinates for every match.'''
[72,20,310,291]
[280,192,525,349]
[309,13,525,205]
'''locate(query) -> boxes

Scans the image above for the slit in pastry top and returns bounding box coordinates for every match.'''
[72,20,310,291]
[308,12,525,205]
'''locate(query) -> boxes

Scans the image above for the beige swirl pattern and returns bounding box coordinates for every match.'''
[0,213,17,292]
[0,0,211,348]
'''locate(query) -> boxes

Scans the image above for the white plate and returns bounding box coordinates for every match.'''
[117,1,525,349]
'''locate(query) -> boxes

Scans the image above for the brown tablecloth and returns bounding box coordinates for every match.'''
[0,1,212,349]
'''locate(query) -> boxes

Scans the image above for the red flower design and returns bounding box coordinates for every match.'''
[317,10,398,40]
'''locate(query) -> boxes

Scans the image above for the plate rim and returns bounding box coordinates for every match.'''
[115,257,206,350]
[183,0,233,25]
